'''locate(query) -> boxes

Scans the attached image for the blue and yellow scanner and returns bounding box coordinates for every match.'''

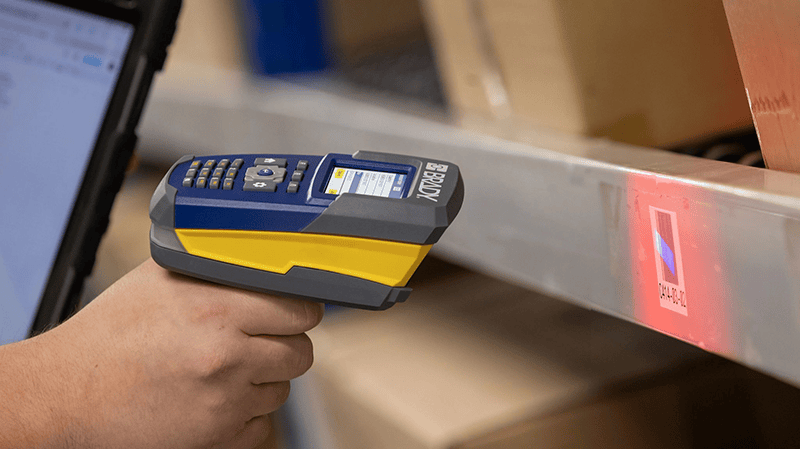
[149,151,464,309]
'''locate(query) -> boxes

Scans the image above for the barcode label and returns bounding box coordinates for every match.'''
[650,207,687,316]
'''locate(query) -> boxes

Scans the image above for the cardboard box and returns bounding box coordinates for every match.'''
[164,0,245,71]
[325,0,427,62]
[723,0,800,173]
[305,263,711,448]
[422,0,753,147]
[303,259,800,448]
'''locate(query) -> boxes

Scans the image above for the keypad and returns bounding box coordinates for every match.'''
[186,159,240,189]
[187,157,309,192]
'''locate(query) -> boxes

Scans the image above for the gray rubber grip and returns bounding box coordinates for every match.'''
[149,154,193,228]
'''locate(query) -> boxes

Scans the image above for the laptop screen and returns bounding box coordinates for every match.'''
[0,0,134,344]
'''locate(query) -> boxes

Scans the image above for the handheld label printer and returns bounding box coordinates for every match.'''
[149,151,464,310]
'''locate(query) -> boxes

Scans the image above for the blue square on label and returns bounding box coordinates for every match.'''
[656,232,676,276]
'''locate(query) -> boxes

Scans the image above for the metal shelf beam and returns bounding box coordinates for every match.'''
[140,68,800,387]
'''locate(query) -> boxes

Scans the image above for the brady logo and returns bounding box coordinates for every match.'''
[426,162,448,173]
[649,207,687,316]
[416,169,447,202]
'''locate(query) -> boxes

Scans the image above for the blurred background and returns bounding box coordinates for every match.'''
[87,0,800,447]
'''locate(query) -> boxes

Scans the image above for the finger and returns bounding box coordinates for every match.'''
[158,263,324,336]
[245,381,291,418]
[231,294,324,336]
[223,414,273,449]
[245,334,314,384]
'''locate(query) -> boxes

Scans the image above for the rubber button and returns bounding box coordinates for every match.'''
[287,181,300,193]
[255,157,287,167]
[199,167,211,178]
[203,160,216,169]
[231,159,244,169]
[186,168,198,178]
[226,168,238,178]
[209,177,221,189]
[212,167,225,178]
[196,177,208,188]
[182,177,193,187]
[291,171,304,182]
[243,180,277,192]
[190,160,202,170]
[218,159,230,169]
[223,178,234,190]
[258,168,274,176]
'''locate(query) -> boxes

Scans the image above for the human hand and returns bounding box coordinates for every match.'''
[4,258,323,449]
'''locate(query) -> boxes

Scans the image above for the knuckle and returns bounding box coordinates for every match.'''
[291,335,314,376]
[271,381,291,407]
[292,301,324,331]
[277,334,314,378]
[240,415,272,448]
[208,388,234,415]
[195,405,230,447]
[193,343,238,379]
[254,416,273,446]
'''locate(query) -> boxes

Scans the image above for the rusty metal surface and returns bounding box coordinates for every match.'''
[723,0,800,173]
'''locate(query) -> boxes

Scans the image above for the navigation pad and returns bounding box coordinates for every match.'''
[244,166,286,184]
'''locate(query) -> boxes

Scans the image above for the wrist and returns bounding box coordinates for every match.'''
[0,330,87,449]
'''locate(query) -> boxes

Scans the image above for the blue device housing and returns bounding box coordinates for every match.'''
[169,153,417,232]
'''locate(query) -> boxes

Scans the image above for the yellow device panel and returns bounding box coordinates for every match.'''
[175,229,431,287]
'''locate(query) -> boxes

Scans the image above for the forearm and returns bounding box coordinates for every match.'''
[0,331,84,449]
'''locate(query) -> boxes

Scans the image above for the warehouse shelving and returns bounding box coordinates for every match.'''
[138,65,800,387]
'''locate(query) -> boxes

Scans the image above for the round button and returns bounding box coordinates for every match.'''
[258,168,274,176]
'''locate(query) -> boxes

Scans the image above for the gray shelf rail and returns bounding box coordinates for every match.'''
[139,70,800,387]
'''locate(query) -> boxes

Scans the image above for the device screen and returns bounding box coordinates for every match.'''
[324,166,407,199]
[0,0,134,344]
